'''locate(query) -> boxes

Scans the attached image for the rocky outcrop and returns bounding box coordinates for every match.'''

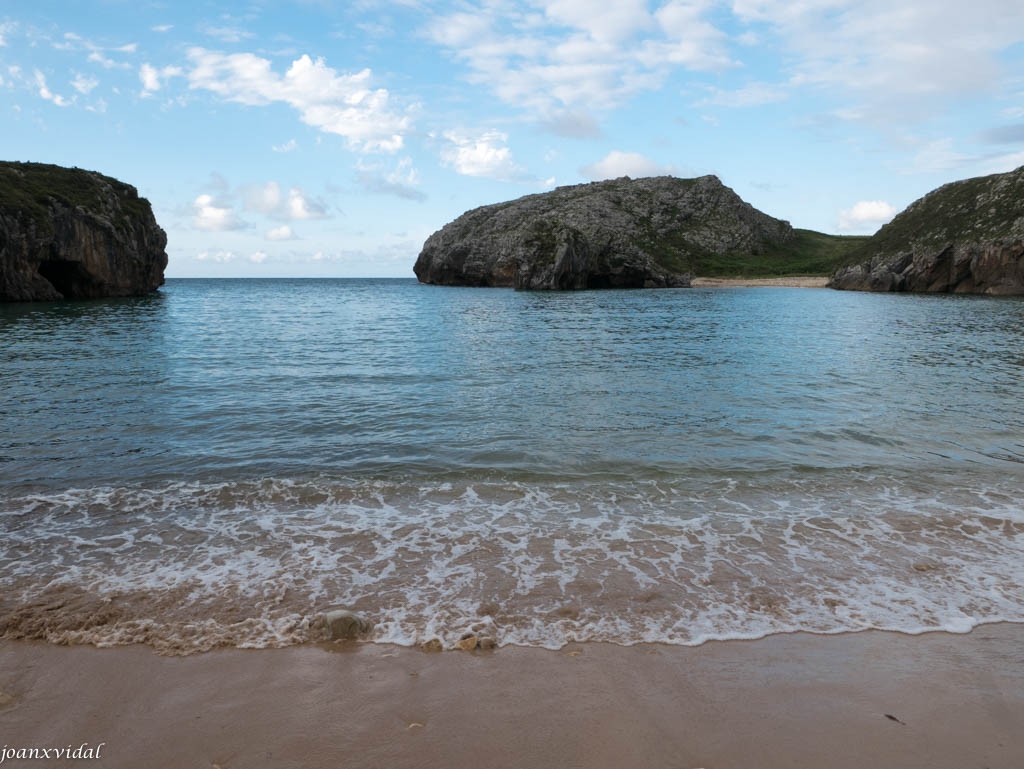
[830,166,1024,294]
[414,175,795,289]
[1,162,167,302]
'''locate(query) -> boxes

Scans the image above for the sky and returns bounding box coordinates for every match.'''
[2,1,1024,278]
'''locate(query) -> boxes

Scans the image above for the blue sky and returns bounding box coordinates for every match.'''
[3,1,1024,277]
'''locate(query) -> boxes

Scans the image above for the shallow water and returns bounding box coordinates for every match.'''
[2,279,1023,651]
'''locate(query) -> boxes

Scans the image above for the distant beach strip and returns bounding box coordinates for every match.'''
[691,276,829,287]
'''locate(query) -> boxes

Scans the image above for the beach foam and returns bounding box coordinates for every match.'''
[2,473,1022,653]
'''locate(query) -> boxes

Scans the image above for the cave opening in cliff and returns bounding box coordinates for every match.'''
[37,259,103,299]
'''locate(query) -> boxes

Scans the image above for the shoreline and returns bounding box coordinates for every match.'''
[691,275,830,287]
[2,624,1022,768]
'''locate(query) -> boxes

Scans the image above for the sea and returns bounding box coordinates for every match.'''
[2,278,1023,654]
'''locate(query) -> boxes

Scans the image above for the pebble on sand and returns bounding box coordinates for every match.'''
[318,609,372,641]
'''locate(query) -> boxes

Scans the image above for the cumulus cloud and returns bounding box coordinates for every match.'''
[356,156,426,201]
[272,139,297,153]
[440,130,526,180]
[580,150,674,181]
[197,250,238,263]
[265,225,296,241]
[139,63,183,95]
[286,187,327,220]
[186,48,412,153]
[838,200,898,233]
[192,194,245,231]
[425,0,732,116]
[248,251,268,264]
[243,181,328,220]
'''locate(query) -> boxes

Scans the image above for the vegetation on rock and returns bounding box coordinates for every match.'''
[1,161,168,302]
[831,166,1024,294]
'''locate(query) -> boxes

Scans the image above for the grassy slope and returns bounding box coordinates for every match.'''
[0,161,151,234]
[833,167,1024,270]
[691,229,870,278]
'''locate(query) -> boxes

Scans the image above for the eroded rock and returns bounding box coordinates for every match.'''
[414,175,794,290]
[0,162,167,302]
[831,166,1024,294]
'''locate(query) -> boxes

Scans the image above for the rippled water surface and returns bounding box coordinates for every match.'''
[2,279,1023,651]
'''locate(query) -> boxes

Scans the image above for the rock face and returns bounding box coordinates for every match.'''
[830,166,1024,294]
[1,162,167,302]
[414,175,795,289]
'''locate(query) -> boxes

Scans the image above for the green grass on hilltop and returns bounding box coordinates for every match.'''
[0,161,151,234]
[692,229,870,278]
[834,168,1024,269]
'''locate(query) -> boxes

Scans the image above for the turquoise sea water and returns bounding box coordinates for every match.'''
[2,279,1023,651]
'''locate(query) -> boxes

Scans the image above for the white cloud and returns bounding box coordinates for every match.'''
[903,138,976,174]
[272,139,297,153]
[838,200,898,232]
[0,22,16,47]
[71,73,99,95]
[245,181,283,214]
[249,251,268,264]
[425,0,731,116]
[243,181,328,220]
[356,156,426,200]
[33,70,71,107]
[733,0,1024,122]
[580,150,674,181]
[196,250,238,263]
[192,194,245,231]
[287,187,327,220]
[139,63,183,95]
[152,25,174,33]
[266,225,296,241]
[186,48,412,153]
[696,82,787,108]
[203,26,255,43]
[440,130,526,180]
[980,150,1024,175]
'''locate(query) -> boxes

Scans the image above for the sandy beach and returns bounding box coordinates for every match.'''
[691,276,830,287]
[2,625,1022,769]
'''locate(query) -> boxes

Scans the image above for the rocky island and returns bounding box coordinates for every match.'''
[831,166,1024,294]
[414,175,803,289]
[0,161,167,302]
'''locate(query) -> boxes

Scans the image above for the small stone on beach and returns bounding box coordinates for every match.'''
[0,691,14,707]
[478,636,497,650]
[318,608,372,641]
[421,638,443,653]
[457,635,478,651]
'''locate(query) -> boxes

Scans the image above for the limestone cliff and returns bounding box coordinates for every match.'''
[830,166,1024,294]
[414,175,795,289]
[1,162,168,301]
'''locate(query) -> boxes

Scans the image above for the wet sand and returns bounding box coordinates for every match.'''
[692,276,830,287]
[1,625,1023,769]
